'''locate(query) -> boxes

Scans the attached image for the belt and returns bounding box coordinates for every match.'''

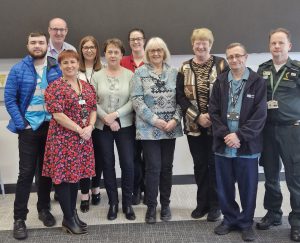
[268,120,300,126]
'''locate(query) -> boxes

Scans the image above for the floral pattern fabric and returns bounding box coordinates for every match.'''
[42,78,97,184]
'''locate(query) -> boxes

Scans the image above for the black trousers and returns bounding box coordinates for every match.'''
[133,139,145,195]
[260,123,300,226]
[187,133,219,211]
[142,139,175,208]
[97,126,135,207]
[80,130,103,194]
[14,122,52,220]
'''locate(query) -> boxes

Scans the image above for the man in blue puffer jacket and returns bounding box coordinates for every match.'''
[4,32,62,240]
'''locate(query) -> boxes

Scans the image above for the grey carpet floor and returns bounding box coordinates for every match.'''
[0,218,294,243]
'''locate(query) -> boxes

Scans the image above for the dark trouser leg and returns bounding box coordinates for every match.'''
[133,140,143,195]
[215,155,239,227]
[14,123,50,220]
[70,183,79,211]
[54,183,75,219]
[235,157,258,229]
[142,140,162,208]
[91,129,103,189]
[98,129,118,205]
[187,135,209,211]
[36,122,52,212]
[159,139,175,207]
[79,178,90,195]
[260,124,283,220]
[115,126,135,207]
[277,125,300,226]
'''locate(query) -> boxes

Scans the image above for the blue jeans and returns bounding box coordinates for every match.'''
[215,155,258,229]
[96,126,135,207]
[142,139,176,207]
[14,122,52,220]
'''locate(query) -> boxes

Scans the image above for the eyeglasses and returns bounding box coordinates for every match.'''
[82,46,96,51]
[149,48,163,55]
[129,37,144,42]
[226,54,246,61]
[49,27,67,33]
[106,50,121,55]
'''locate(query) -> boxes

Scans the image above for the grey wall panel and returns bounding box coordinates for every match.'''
[0,0,299,58]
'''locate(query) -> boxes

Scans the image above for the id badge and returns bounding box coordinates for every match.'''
[79,99,86,105]
[227,112,240,121]
[267,100,279,109]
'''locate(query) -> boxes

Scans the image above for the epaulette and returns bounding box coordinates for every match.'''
[291,60,300,68]
[258,59,273,68]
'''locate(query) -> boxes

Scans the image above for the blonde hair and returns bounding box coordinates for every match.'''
[144,37,171,64]
[191,28,214,46]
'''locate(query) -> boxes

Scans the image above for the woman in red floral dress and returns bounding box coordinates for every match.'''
[43,50,96,235]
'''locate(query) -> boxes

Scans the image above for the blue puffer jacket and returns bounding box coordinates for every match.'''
[4,55,62,133]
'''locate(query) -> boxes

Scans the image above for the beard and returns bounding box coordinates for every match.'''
[28,49,47,59]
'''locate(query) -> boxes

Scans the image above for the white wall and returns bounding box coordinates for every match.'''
[1,53,300,184]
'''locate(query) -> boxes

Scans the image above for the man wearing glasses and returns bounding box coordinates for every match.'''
[256,28,300,242]
[47,17,76,60]
[209,43,267,242]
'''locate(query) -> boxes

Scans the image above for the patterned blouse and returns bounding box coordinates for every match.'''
[131,63,183,140]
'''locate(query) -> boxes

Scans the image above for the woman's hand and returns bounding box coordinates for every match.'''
[103,112,118,125]
[197,113,212,128]
[110,121,120,131]
[164,119,177,132]
[79,125,93,141]
[154,119,168,130]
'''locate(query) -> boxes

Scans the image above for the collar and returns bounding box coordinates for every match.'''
[228,67,250,82]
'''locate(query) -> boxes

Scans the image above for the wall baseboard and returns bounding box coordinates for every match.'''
[0,172,286,194]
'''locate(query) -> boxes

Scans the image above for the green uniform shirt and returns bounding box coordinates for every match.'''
[257,58,300,124]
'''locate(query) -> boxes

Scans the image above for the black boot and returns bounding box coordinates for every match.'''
[62,217,87,235]
[145,206,156,224]
[91,193,101,205]
[74,209,87,229]
[122,206,136,220]
[107,204,118,220]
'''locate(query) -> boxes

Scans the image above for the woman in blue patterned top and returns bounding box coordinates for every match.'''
[131,37,183,224]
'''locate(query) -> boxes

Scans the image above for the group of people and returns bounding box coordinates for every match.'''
[4,17,300,243]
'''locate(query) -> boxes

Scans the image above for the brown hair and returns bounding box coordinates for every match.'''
[78,36,102,72]
[58,50,79,64]
[27,32,48,44]
[269,28,291,42]
[103,38,125,55]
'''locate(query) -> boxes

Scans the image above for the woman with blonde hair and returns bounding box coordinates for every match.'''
[131,37,183,224]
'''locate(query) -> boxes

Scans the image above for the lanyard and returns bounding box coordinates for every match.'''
[229,79,246,108]
[84,69,94,84]
[270,67,287,100]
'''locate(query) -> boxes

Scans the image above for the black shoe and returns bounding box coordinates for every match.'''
[256,215,282,230]
[91,193,101,205]
[145,206,156,224]
[214,221,233,235]
[62,217,87,235]
[161,206,172,221]
[122,206,136,220]
[80,198,90,213]
[132,192,141,205]
[191,207,209,219]
[13,219,27,240]
[241,227,256,241]
[54,192,59,201]
[74,209,87,229]
[207,209,222,222]
[38,209,56,227]
[291,227,300,242]
[107,204,118,220]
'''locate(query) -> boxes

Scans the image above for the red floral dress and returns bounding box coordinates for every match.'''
[42,78,96,184]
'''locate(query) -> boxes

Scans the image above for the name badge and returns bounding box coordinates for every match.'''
[79,99,86,105]
[263,71,271,76]
[227,112,240,121]
[267,100,279,109]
